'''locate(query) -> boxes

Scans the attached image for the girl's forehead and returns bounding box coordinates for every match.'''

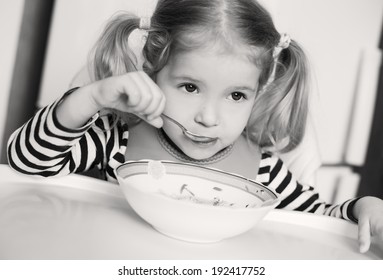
[163,45,262,89]
[179,44,252,62]
[173,29,264,65]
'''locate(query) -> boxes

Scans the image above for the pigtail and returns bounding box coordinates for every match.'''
[88,12,144,127]
[90,12,141,81]
[247,39,310,153]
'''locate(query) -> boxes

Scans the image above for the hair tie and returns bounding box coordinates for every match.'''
[139,17,151,30]
[261,33,291,89]
[272,33,291,59]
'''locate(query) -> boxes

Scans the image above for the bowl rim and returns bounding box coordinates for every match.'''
[116,160,280,203]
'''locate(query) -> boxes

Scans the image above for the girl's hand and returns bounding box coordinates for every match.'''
[91,71,166,128]
[354,196,383,253]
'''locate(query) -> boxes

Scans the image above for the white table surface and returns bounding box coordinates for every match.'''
[0,164,382,260]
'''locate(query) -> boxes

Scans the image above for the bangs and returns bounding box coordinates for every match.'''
[171,27,269,71]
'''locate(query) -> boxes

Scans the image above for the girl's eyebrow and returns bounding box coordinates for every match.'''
[230,86,257,93]
[171,74,257,93]
[171,74,201,84]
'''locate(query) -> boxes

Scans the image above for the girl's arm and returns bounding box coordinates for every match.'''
[55,71,165,129]
[7,90,108,177]
[54,83,103,129]
[260,153,358,221]
[7,71,165,177]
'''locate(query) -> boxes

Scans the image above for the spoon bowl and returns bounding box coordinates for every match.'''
[161,114,218,142]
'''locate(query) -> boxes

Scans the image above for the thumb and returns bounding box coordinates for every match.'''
[358,218,371,253]
[143,115,164,129]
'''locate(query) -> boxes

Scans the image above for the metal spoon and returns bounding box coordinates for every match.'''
[161,114,218,142]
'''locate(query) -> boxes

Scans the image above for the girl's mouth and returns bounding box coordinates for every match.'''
[186,135,218,145]
[161,114,218,144]
[183,130,218,143]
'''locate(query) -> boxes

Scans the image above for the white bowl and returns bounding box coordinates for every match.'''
[116,160,280,243]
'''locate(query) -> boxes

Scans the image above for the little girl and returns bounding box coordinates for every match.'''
[7,0,383,253]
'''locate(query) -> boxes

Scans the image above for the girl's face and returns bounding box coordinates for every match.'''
[156,47,261,160]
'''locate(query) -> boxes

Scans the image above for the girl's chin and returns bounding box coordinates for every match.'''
[181,145,223,160]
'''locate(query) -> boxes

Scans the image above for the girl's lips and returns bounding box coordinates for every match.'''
[186,135,218,145]
[184,131,218,143]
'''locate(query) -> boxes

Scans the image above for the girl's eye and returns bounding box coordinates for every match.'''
[181,83,198,93]
[229,92,246,101]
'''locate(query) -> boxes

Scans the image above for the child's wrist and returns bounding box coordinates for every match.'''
[350,197,365,222]
[351,196,378,222]
[55,85,102,129]
[86,82,105,112]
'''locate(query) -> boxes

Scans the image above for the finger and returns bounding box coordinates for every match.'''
[124,71,165,128]
[114,85,141,113]
[145,116,164,128]
[140,89,163,116]
[116,75,143,110]
[151,94,166,119]
[127,72,154,112]
[134,109,163,128]
[142,97,165,128]
[137,71,166,117]
[358,218,371,253]
[146,92,166,120]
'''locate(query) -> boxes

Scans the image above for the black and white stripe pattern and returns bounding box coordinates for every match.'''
[7,93,360,223]
[256,153,360,220]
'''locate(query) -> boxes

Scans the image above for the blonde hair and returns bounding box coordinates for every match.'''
[90,0,310,153]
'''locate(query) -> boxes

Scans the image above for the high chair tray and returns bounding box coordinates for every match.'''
[0,164,382,259]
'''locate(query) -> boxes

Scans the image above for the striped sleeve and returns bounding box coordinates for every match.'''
[260,153,360,222]
[7,92,114,178]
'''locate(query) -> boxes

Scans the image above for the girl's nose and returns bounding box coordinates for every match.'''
[194,103,219,127]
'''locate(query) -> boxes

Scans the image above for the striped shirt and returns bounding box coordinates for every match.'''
[7,92,360,222]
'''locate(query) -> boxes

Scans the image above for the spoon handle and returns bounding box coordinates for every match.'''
[161,114,186,132]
